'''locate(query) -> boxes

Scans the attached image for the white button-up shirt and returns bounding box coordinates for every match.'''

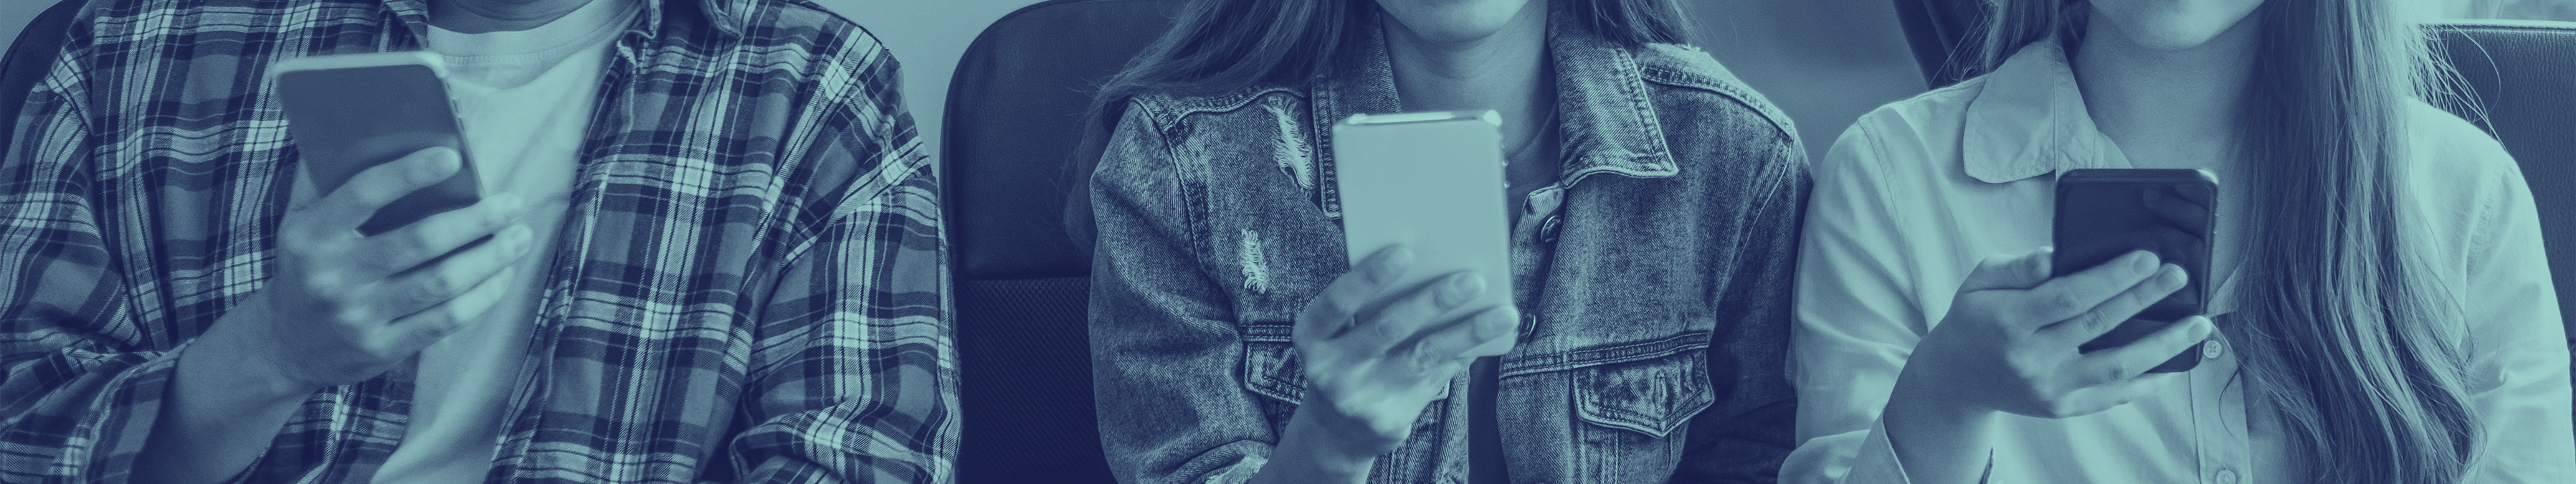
[1782,40,2576,484]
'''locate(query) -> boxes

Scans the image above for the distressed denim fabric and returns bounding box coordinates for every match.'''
[1087,9,1810,484]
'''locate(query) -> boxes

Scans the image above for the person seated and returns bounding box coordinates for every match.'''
[1078,0,1809,482]
[0,0,954,482]
[1784,0,2575,482]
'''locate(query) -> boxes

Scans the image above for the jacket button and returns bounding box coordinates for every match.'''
[1538,214,1563,245]
[1517,311,1539,341]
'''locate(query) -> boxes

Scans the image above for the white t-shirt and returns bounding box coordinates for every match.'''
[373,1,635,482]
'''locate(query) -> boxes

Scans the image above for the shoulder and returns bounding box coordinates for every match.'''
[2399,100,2529,228]
[1121,85,1309,138]
[706,0,903,76]
[1632,43,1798,143]
[1815,75,1987,181]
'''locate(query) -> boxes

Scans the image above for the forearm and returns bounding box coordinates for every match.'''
[136,311,315,484]
[1247,407,1375,484]
[1878,366,1997,484]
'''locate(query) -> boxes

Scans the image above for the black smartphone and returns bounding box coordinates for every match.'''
[2052,169,2217,373]
[271,52,478,236]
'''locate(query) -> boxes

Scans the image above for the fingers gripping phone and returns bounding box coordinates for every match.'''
[1333,111,1517,357]
[2053,169,2218,373]
[271,52,479,236]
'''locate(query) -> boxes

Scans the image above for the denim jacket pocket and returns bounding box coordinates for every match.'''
[1573,350,1715,438]
[1242,323,1305,405]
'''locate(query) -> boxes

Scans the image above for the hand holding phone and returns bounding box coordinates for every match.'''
[271,52,480,236]
[189,52,533,390]
[2053,169,2218,373]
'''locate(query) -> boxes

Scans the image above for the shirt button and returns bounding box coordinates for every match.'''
[2203,339,2226,359]
[2215,468,2239,484]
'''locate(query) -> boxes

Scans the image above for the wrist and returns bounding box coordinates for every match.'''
[1275,406,1379,480]
[189,300,326,402]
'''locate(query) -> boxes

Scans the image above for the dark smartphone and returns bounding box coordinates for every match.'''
[2052,169,2217,373]
[271,52,478,236]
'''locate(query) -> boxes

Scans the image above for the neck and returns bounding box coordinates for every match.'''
[1382,1,1554,148]
[2071,11,2261,171]
[429,0,597,34]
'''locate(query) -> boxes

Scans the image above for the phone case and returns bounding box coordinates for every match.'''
[271,52,478,236]
[2052,169,2218,373]
[1332,111,1516,357]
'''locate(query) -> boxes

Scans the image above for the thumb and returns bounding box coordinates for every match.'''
[1959,247,2053,292]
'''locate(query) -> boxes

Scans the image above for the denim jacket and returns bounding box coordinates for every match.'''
[1088,11,1809,483]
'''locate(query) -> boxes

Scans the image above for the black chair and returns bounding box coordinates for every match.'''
[941,0,1182,482]
[1,0,82,158]
[1888,0,1985,89]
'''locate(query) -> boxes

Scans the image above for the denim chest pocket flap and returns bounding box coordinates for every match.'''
[1572,349,1716,438]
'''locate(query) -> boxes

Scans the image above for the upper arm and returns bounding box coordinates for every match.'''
[2456,148,2576,482]
[1779,118,1936,484]
[1086,107,1278,484]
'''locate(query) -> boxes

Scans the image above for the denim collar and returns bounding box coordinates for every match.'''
[1310,6,1681,187]
[1962,39,2131,184]
[375,0,742,42]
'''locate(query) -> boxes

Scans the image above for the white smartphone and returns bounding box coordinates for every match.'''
[270,52,478,236]
[1331,110,1516,357]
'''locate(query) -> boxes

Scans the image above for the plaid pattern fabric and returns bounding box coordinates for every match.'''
[0,0,954,482]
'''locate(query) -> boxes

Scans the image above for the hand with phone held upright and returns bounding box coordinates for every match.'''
[1252,245,1518,484]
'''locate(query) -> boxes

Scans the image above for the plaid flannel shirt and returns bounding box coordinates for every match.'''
[0,0,955,482]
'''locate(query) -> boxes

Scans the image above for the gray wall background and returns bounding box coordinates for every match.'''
[0,0,1931,162]
[8,1,2562,160]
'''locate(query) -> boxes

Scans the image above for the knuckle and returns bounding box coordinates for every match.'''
[2041,291,2086,317]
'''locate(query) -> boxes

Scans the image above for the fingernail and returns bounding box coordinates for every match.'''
[419,148,461,179]
[494,194,525,212]
[2190,316,2216,338]
[503,225,534,252]
[2158,264,2187,287]
[1478,305,1518,340]
[1438,272,1484,307]
[1370,246,1412,283]
[2128,251,2159,272]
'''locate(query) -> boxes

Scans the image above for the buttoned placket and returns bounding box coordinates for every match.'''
[2188,316,2250,484]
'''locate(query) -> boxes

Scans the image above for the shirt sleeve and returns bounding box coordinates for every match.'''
[1779,121,1930,484]
[727,49,958,483]
[2458,149,2575,483]
[1675,128,1807,483]
[1087,105,1275,484]
[0,50,189,483]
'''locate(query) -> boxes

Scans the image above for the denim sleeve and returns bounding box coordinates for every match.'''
[1673,129,1809,484]
[1088,106,1274,484]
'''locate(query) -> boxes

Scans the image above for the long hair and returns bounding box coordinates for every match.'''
[1971,1,2483,482]
[1064,0,1694,244]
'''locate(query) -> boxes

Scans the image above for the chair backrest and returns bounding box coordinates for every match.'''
[940,0,1181,481]
[1888,0,1984,90]
[1,0,83,158]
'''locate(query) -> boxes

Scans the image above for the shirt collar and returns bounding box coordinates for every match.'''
[1962,39,2129,184]
[1311,4,1679,183]
[376,0,742,41]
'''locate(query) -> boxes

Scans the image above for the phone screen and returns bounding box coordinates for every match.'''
[272,52,478,236]
[1331,111,1517,357]
[2052,168,2218,373]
